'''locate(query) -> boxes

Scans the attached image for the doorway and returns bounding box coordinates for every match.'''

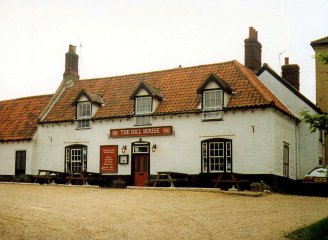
[15,151,26,176]
[132,141,150,186]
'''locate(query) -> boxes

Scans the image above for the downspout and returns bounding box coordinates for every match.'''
[295,123,299,179]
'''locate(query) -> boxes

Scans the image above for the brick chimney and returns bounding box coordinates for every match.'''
[244,27,262,73]
[63,45,79,86]
[281,57,300,90]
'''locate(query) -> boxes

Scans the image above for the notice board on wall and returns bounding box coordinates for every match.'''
[100,145,118,173]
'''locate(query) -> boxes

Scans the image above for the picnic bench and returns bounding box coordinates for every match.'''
[150,171,189,187]
[212,173,249,190]
[33,169,66,184]
[66,171,102,185]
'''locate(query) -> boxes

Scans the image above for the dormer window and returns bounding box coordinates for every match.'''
[136,97,152,114]
[203,90,223,111]
[77,102,91,128]
[197,74,232,121]
[72,89,103,130]
[130,82,163,126]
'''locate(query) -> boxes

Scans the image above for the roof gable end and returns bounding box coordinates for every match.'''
[257,63,321,113]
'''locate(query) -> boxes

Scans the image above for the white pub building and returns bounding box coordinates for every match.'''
[0,28,324,188]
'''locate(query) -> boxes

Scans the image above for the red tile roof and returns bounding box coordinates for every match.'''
[41,60,295,123]
[0,95,52,141]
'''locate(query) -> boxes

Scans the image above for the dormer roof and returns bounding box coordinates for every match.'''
[130,81,163,100]
[71,89,103,106]
[197,73,233,94]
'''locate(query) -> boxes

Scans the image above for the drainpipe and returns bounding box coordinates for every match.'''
[295,123,299,179]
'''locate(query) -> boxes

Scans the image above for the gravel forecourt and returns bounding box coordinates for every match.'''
[0,183,328,240]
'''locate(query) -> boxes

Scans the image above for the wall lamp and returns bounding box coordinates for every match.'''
[121,145,127,153]
[152,144,157,153]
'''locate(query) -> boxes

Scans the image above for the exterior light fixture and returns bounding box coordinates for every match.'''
[152,144,157,152]
[122,145,127,153]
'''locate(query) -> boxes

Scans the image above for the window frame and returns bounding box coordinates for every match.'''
[202,89,223,111]
[77,101,92,119]
[201,138,232,173]
[65,144,87,174]
[135,96,152,115]
[76,101,92,129]
[283,143,289,177]
[134,96,153,126]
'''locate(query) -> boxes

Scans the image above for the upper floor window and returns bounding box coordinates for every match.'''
[77,102,91,129]
[197,74,232,121]
[135,97,152,126]
[130,82,163,126]
[77,102,91,119]
[136,97,152,114]
[203,90,223,110]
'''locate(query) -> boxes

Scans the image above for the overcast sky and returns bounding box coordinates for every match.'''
[0,0,327,102]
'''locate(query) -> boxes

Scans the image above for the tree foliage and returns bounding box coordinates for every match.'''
[316,53,328,64]
[300,111,328,132]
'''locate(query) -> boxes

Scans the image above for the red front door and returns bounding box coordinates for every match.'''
[134,155,149,186]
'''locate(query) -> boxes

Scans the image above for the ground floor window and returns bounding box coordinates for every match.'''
[283,143,289,177]
[201,139,232,173]
[65,145,87,174]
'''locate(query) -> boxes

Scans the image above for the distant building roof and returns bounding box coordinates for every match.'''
[311,36,328,49]
[40,60,295,123]
[0,95,52,142]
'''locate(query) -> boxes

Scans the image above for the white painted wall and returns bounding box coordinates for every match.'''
[258,70,323,177]
[33,108,298,179]
[0,140,34,175]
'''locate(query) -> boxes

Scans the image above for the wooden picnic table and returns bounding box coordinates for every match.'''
[33,169,66,184]
[150,171,189,187]
[212,173,249,190]
[66,171,102,185]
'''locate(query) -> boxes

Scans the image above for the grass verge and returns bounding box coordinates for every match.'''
[286,216,328,240]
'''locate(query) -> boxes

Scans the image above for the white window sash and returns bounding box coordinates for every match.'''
[136,97,152,114]
[77,102,91,119]
[203,90,223,111]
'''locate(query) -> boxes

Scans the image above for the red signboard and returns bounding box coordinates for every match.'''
[110,126,173,138]
[100,145,118,173]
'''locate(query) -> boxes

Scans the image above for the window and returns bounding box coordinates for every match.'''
[201,139,232,173]
[283,144,289,177]
[136,97,152,114]
[65,145,87,174]
[203,90,222,110]
[202,90,223,120]
[77,102,91,119]
[77,102,91,129]
[135,97,152,125]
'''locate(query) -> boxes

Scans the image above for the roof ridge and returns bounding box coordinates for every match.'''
[79,60,236,82]
[0,94,53,102]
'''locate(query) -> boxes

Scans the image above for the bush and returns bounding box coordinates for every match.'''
[250,181,271,192]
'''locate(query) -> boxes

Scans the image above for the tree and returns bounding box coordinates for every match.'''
[316,53,328,64]
[300,111,328,132]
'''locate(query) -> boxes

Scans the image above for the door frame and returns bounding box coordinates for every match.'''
[131,140,150,186]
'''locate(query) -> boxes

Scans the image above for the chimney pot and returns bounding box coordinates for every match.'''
[69,45,76,53]
[285,57,289,65]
